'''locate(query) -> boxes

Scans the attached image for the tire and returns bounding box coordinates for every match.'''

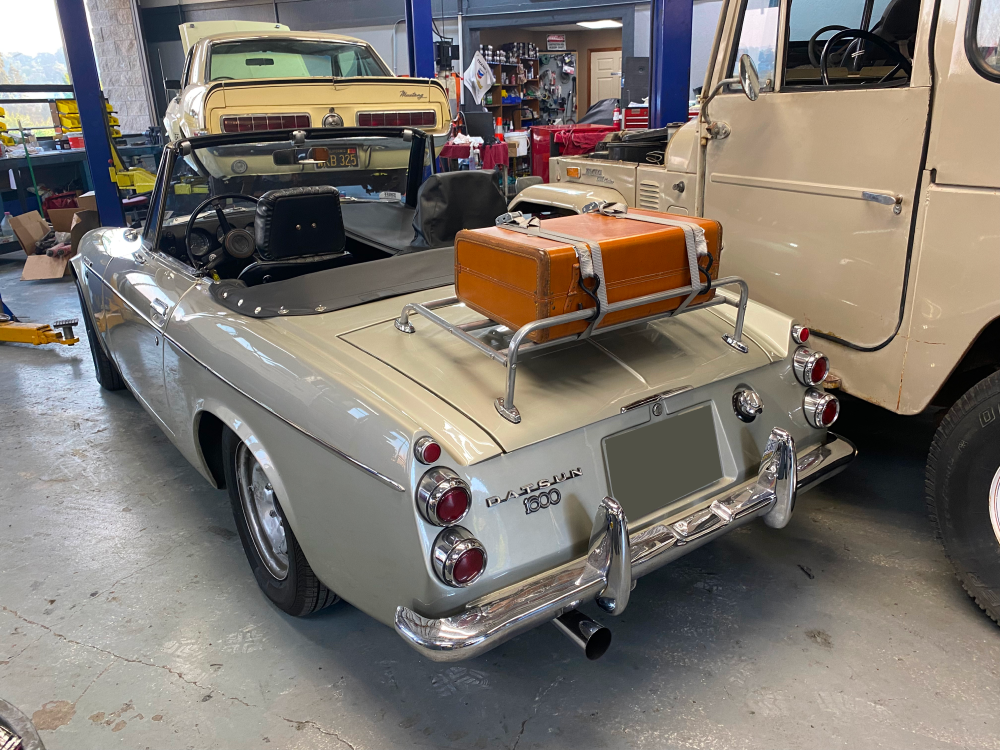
[926,370,1000,624]
[221,428,339,616]
[73,271,126,391]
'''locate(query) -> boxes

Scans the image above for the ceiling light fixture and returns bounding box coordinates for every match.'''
[577,19,623,29]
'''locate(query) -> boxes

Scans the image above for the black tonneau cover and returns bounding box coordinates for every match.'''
[210,247,454,318]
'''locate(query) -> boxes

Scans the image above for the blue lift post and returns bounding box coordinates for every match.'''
[649,0,694,128]
[404,0,436,79]
[53,0,125,227]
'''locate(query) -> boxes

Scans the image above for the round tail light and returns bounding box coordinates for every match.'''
[432,527,487,587]
[792,324,810,344]
[792,346,829,386]
[804,388,840,428]
[414,436,442,465]
[416,466,471,526]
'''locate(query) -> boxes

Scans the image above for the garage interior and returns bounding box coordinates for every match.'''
[2,0,1000,747]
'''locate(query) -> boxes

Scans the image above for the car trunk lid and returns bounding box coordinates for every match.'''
[335,302,772,452]
[204,77,450,135]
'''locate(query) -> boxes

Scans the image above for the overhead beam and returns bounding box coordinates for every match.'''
[54,0,125,227]
[404,0,436,79]
[649,0,694,128]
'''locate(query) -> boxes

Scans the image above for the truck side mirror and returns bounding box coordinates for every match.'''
[738,54,760,102]
[164,79,181,90]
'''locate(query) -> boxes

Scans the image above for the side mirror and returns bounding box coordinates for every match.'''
[164,79,181,91]
[738,54,760,102]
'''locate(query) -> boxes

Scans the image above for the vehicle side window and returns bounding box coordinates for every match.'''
[181,49,194,87]
[729,0,781,92]
[782,0,914,88]
[968,0,1000,79]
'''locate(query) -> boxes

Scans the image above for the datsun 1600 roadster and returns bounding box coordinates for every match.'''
[71,126,855,661]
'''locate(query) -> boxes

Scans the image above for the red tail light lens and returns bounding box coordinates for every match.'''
[416,467,471,526]
[792,346,829,386]
[792,324,810,344]
[437,487,470,524]
[358,112,384,126]
[804,388,840,428]
[220,114,311,133]
[414,436,442,464]
[453,547,486,584]
[431,527,487,587]
[358,111,435,128]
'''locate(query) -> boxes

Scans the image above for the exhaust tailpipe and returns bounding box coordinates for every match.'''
[553,610,612,660]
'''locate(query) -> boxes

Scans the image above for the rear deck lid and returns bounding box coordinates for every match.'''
[339,303,771,452]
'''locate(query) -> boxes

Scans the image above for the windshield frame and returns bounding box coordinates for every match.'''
[150,127,437,274]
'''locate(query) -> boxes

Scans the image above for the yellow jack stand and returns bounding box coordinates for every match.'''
[0,316,79,346]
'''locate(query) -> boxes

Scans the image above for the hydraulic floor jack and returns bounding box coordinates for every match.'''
[0,292,79,347]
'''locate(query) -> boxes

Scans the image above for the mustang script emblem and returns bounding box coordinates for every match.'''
[400,90,426,99]
[484,468,582,514]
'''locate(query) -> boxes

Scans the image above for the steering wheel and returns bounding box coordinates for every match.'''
[808,25,849,68]
[820,29,912,86]
[184,193,259,271]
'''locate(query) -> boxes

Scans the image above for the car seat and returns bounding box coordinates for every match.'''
[239,185,350,285]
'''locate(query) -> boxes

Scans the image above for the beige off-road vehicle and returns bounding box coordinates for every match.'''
[514,0,1000,622]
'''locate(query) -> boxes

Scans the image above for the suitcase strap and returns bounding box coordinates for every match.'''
[495,212,611,334]
[582,200,710,314]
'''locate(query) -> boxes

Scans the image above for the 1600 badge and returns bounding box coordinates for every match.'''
[484,468,582,515]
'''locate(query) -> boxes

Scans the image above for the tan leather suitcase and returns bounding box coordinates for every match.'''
[454,209,722,343]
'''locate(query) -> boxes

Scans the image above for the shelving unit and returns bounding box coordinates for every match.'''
[482,58,541,131]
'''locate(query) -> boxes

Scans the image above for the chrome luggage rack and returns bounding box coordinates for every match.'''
[394,276,751,424]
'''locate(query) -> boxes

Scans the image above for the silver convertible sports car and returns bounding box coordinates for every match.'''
[72,126,856,661]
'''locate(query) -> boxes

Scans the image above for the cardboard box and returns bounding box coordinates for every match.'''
[77,191,98,212]
[48,207,81,233]
[8,211,51,256]
[22,253,72,280]
[70,210,100,254]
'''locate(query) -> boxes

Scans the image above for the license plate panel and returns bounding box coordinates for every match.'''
[325,147,359,168]
[603,403,724,522]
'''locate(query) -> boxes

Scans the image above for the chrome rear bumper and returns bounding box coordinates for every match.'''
[395,430,856,662]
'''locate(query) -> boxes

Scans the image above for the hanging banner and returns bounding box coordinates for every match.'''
[463,51,495,105]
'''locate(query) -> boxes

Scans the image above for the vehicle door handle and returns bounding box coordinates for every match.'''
[150,298,169,326]
[862,191,903,214]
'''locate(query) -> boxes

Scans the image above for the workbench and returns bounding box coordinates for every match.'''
[0,143,162,214]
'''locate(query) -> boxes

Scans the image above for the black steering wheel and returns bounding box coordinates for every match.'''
[820,29,912,86]
[808,25,849,68]
[185,193,258,271]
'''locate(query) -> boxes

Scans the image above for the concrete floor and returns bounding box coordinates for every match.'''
[1,252,999,750]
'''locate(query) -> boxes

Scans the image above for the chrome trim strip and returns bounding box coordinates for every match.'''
[87,269,406,492]
[620,385,693,414]
[394,432,856,661]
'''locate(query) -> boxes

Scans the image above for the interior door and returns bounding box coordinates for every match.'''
[105,246,194,434]
[702,0,930,348]
[590,49,623,106]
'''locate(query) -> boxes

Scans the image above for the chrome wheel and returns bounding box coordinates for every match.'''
[235,443,288,580]
[990,465,1000,547]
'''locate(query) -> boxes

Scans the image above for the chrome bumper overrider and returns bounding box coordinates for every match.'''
[395,430,856,662]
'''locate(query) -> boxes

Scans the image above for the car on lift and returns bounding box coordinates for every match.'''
[164,22,451,142]
[510,0,1000,627]
[70,125,853,661]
